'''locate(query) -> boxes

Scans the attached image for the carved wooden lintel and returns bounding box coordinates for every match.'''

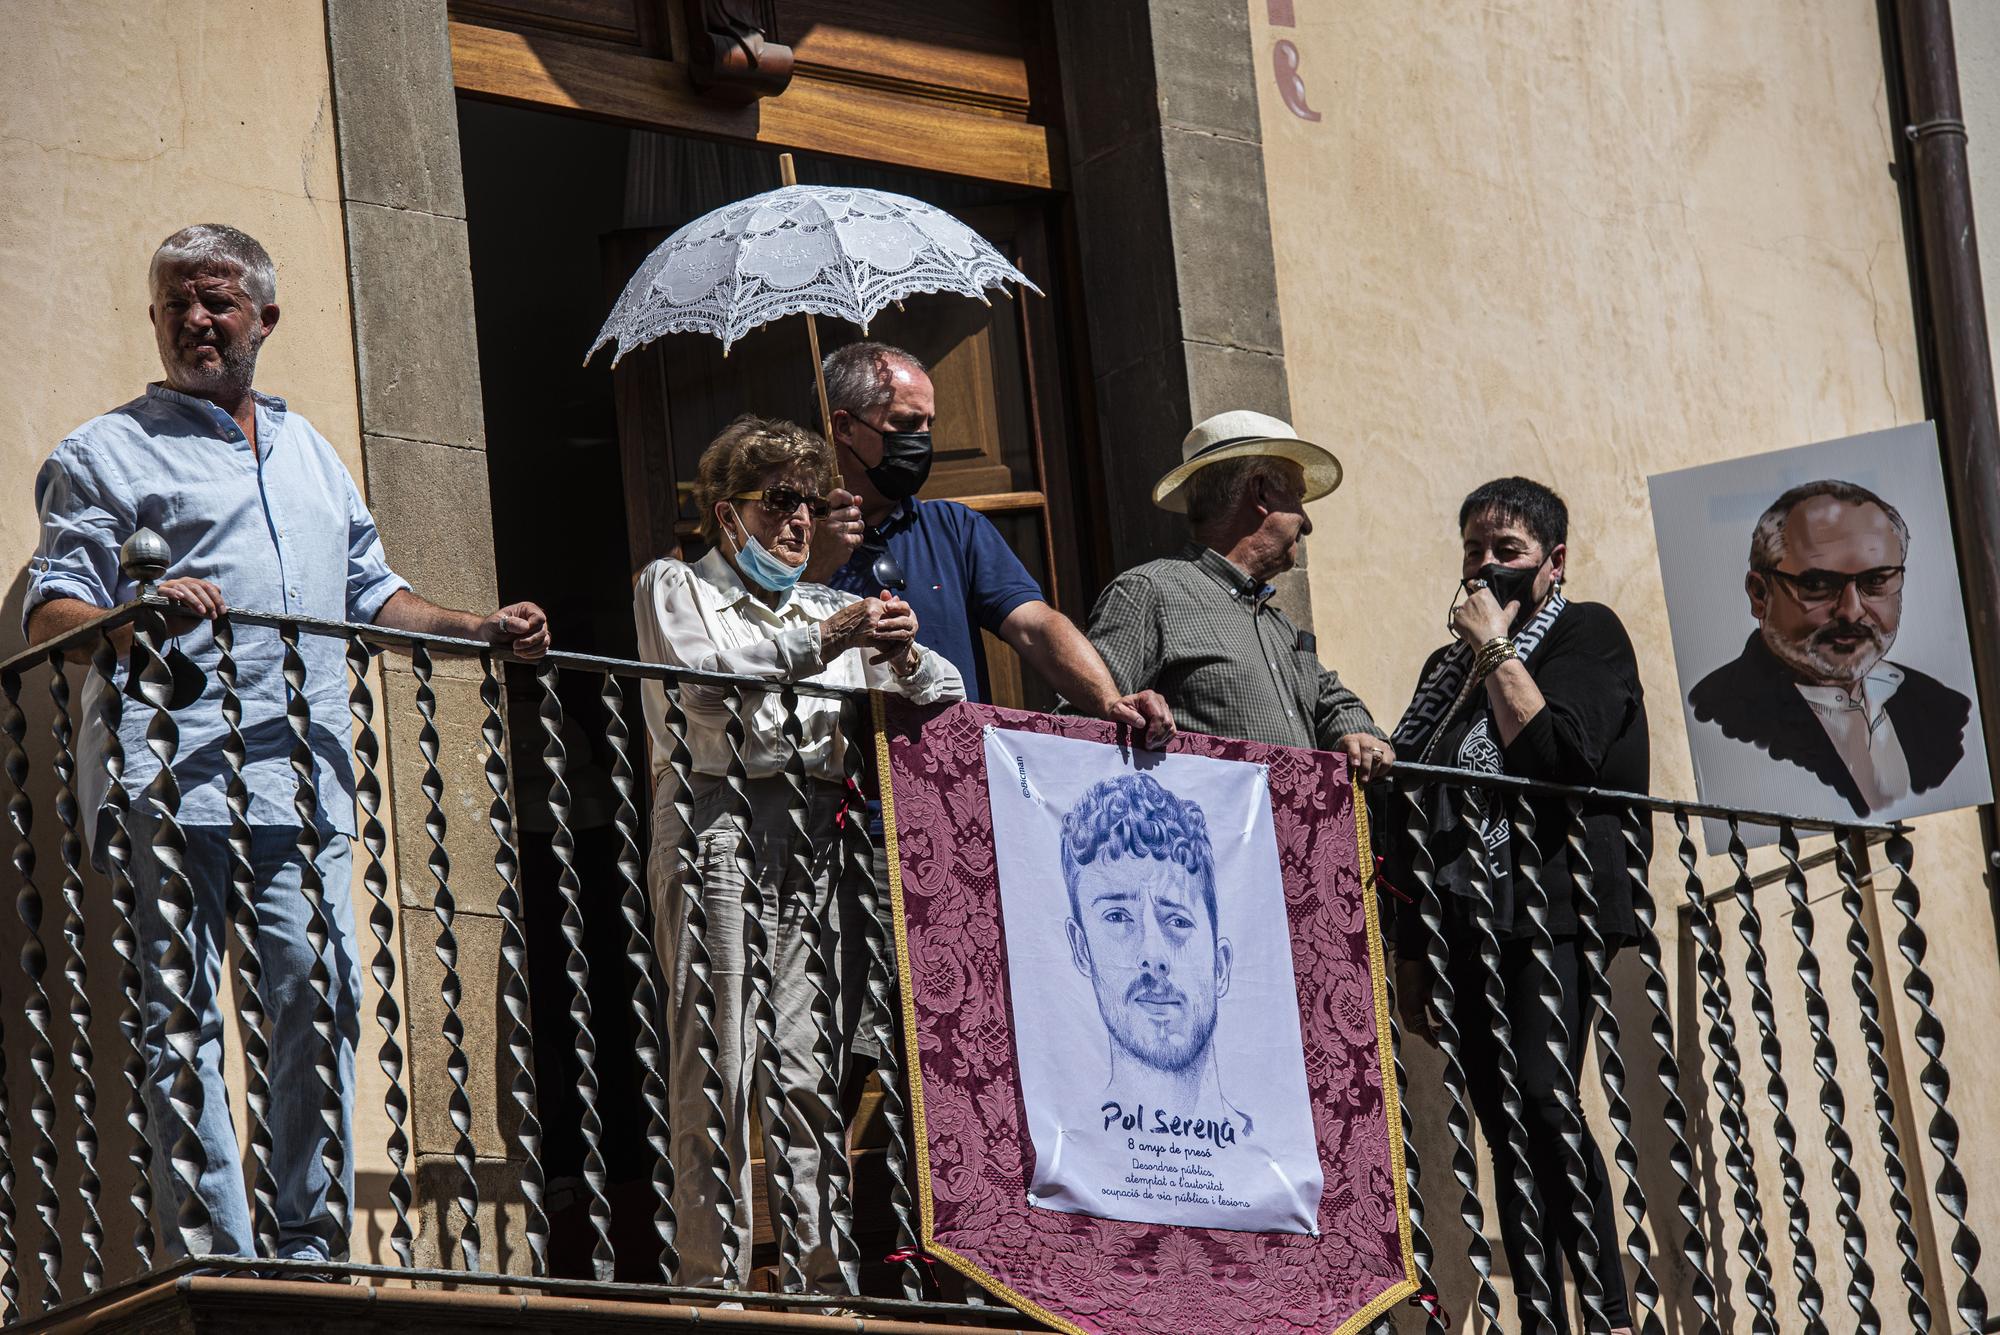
[682,0,794,104]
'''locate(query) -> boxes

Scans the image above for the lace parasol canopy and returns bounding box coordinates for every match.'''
[588,184,1043,364]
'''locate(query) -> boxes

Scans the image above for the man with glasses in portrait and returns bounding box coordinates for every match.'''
[1690,479,1971,816]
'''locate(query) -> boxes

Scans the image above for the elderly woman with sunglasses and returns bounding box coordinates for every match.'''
[634,415,962,1293]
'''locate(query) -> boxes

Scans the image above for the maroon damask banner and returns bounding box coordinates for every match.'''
[879,700,1415,1335]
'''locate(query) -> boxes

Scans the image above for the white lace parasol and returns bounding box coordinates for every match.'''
[588,184,1042,364]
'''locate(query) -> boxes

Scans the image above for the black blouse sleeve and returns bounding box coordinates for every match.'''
[1501,603,1640,785]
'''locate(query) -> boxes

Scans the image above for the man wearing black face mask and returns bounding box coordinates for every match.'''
[806,342,1171,739]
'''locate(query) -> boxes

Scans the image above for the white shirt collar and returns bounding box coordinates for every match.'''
[693,545,813,621]
[1795,661,1906,726]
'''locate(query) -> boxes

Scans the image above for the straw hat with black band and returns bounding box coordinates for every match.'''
[1151,410,1344,513]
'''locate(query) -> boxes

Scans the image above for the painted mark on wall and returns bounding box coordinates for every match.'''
[1265,3,1321,123]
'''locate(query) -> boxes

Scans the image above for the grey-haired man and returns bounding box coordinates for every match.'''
[1086,411,1391,779]
[26,223,550,1261]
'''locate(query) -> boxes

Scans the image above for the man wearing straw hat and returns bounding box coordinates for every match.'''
[1085,411,1393,779]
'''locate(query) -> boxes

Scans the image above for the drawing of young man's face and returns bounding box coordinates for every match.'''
[1067,852,1232,1073]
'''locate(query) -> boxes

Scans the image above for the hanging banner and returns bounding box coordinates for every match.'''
[879,701,1415,1335]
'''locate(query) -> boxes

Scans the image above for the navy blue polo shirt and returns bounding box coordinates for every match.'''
[827,497,1043,703]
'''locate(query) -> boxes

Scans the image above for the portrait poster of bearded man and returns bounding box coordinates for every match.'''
[981,727,1323,1235]
[1649,423,1991,850]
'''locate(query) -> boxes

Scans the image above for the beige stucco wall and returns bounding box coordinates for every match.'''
[1254,1,1998,1328]
[0,0,408,1287]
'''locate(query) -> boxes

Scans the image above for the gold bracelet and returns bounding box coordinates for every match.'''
[1473,638,1518,679]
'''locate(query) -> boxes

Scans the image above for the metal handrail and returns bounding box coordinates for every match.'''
[1383,759,1904,836]
[11,597,1907,837]
[6,596,866,701]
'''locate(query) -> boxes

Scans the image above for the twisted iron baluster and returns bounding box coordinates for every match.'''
[777,683,858,1294]
[214,616,278,1257]
[1836,834,1930,1331]
[350,633,414,1266]
[279,622,350,1256]
[3,666,61,1305]
[1881,828,1989,1332]
[1506,793,1610,1333]
[131,605,212,1257]
[661,682,739,1279]
[1723,815,1823,1333]
[723,683,805,1290]
[411,643,480,1269]
[1561,798,1660,1333]
[1462,791,1557,1332]
[1384,1010,1447,1335]
[0,895,13,1319]
[600,672,675,1279]
[1618,808,1715,1335]
[1386,785,1458,1335]
[535,663,613,1278]
[1673,809,1776,1333]
[845,697,922,1300]
[478,651,546,1276]
[48,652,104,1293]
[92,632,153,1269]
[1777,821,1877,1332]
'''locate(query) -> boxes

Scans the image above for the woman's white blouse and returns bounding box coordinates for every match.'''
[634,548,964,787]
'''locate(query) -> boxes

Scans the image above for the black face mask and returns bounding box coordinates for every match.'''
[1466,560,1543,618]
[862,428,934,501]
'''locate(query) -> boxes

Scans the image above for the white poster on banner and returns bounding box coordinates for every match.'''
[983,726,1322,1235]
[1649,423,1991,851]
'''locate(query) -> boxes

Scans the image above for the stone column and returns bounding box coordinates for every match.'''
[323,0,532,1273]
[1052,0,1311,619]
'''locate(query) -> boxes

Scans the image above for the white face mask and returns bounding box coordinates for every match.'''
[723,506,805,594]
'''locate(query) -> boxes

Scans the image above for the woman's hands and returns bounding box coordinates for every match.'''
[820,590,921,675]
[1450,582,1517,648]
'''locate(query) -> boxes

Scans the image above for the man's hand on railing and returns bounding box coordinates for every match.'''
[1338,731,1395,783]
[374,588,550,658]
[157,576,228,633]
[479,601,551,659]
[1103,689,1176,749]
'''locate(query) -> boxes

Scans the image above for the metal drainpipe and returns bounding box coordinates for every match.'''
[1885,0,2000,868]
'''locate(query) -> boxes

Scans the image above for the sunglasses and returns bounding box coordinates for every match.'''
[859,539,908,592]
[1758,564,1905,609]
[733,487,832,519]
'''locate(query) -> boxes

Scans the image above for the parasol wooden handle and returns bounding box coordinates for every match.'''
[780,153,838,463]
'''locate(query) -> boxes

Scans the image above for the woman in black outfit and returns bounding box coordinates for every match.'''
[1385,477,1646,1335]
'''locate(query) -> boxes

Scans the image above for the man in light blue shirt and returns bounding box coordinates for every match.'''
[25,224,550,1263]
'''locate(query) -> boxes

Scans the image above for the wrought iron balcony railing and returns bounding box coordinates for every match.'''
[0,585,1983,1334]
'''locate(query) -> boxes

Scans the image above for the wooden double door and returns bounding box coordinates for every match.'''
[453,0,1095,709]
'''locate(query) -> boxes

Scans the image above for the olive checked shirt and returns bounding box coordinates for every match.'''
[1085,545,1384,751]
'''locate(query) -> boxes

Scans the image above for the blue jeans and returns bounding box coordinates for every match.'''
[127,818,361,1261]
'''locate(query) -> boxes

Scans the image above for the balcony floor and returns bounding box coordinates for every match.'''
[22,1274,1045,1335]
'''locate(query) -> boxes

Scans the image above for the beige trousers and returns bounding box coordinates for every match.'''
[649,774,857,1292]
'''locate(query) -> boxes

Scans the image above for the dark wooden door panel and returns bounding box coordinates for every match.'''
[782,0,1034,110]
[451,0,658,48]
